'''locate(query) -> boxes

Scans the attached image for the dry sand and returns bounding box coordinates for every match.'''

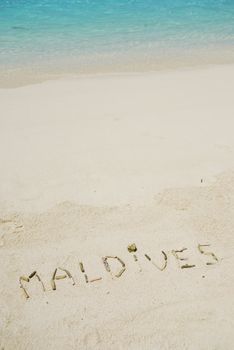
[0,65,234,349]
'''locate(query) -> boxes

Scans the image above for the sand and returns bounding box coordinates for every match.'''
[0,64,234,349]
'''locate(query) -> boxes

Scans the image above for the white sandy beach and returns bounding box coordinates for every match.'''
[1,65,234,349]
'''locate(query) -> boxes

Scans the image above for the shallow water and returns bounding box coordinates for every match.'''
[0,0,234,78]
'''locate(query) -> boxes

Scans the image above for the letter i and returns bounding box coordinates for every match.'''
[127,243,142,272]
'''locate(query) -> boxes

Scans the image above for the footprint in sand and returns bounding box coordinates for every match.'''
[83,328,101,348]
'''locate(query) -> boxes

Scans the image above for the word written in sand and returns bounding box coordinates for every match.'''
[19,243,219,299]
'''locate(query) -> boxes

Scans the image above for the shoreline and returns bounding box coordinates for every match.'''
[1,51,234,88]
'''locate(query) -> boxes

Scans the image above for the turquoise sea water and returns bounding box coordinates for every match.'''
[0,0,234,79]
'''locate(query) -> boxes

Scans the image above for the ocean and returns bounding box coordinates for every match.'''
[0,0,234,78]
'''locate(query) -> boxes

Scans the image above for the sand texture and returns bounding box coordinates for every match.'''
[0,65,234,349]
